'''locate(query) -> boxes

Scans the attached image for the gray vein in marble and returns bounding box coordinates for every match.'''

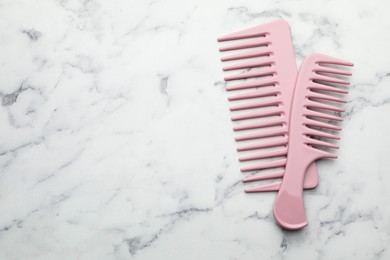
[21,29,42,41]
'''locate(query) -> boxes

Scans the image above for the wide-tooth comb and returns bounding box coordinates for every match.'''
[273,53,353,230]
[218,20,318,192]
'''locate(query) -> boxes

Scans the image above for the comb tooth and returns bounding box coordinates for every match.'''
[228,88,278,101]
[224,66,274,81]
[230,97,280,111]
[305,109,343,122]
[315,66,352,76]
[316,55,354,67]
[310,82,348,94]
[306,137,339,149]
[231,108,283,121]
[312,74,350,85]
[219,38,269,51]
[233,117,285,131]
[239,147,287,161]
[223,57,273,71]
[235,126,287,141]
[241,159,287,172]
[227,77,276,91]
[244,182,283,192]
[221,47,272,61]
[218,25,268,41]
[237,137,287,151]
[304,118,342,131]
[307,100,345,112]
[243,170,284,182]
[309,92,347,103]
[305,128,340,140]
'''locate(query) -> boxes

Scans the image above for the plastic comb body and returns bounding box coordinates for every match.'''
[218,20,318,192]
[273,53,353,230]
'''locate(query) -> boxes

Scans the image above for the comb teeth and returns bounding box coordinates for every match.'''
[224,66,275,81]
[235,126,287,141]
[231,108,283,121]
[223,57,274,71]
[243,170,284,182]
[241,159,287,172]
[312,74,350,85]
[309,82,348,94]
[315,65,352,76]
[304,109,343,122]
[245,182,283,192]
[228,87,279,101]
[305,128,340,140]
[316,56,354,67]
[304,117,342,131]
[230,96,281,111]
[306,99,345,112]
[304,137,339,149]
[239,148,287,162]
[217,25,268,41]
[219,38,270,51]
[302,56,351,155]
[308,92,347,103]
[233,117,285,131]
[226,77,276,91]
[221,46,272,61]
[237,136,287,152]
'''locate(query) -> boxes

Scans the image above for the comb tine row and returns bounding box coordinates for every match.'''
[307,100,345,112]
[309,83,348,94]
[244,182,283,193]
[303,56,352,154]
[308,92,347,103]
[304,128,340,140]
[233,117,285,131]
[239,147,287,161]
[224,66,275,81]
[223,57,273,71]
[231,108,283,121]
[226,78,276,91]
[316,56,353,67]
[241,159,287,172]
[217,24,269,42]
[313,74,350,85]
[304,137,339,149]
[230,97,281,111]
[243,170,284,182]
[228,87,279,101]
[315,65,352,76]
[219,38,270,51]
[237,136,287,151]
[235,126,287,141]
[304,109,343,121]
[221,46,272,61]
[304,118,342,131]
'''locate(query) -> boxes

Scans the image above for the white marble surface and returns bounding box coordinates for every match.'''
[0,0,390,259]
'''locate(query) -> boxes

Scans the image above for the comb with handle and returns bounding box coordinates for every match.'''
[218,20,318,192]
[273,53,353,230]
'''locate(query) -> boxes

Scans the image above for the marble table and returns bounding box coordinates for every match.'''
[0,0,389,259]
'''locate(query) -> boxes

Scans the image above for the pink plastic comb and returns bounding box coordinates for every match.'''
[273,53,353,230]
[218,20,318,192]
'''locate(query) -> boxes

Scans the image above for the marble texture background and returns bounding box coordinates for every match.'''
[0,0,390,259]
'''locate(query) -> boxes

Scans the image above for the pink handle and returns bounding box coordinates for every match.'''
[273,150,313,229]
